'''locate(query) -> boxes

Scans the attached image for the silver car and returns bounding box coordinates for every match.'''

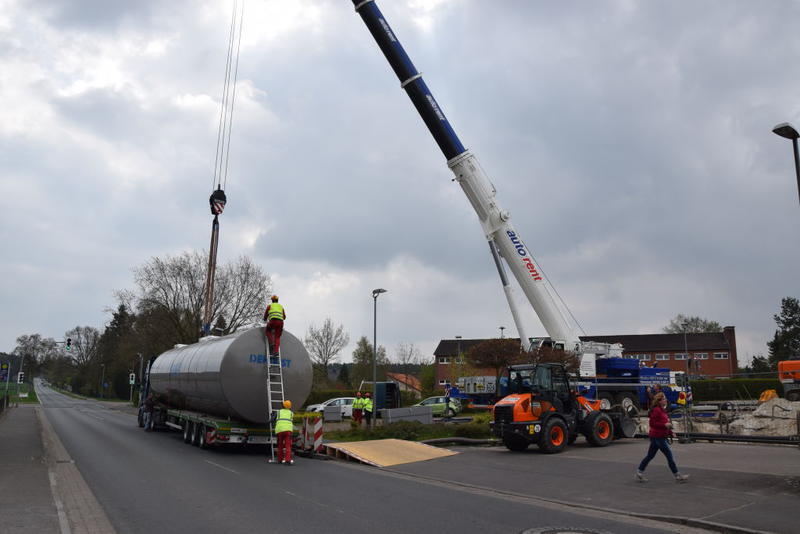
[305,397,356,418]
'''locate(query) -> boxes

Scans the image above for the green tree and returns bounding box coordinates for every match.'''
[418,361,437,398]
[663,314,722,333]
[767,297,800,369]
[350,336,388,388]
[337,363,351,388]
[738,355,772,377]
[464,338,524,395]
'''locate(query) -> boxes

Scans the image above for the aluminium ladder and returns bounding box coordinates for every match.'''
[265,338,286,463]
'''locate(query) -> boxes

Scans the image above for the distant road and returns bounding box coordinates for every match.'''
[36,383,686,534]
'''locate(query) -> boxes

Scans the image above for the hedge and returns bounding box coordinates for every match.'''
[689,379,781,402]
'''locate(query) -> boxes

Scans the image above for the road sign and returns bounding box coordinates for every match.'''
[0,362,8,382]
[129,373,136,385]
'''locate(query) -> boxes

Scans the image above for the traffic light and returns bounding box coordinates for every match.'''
[17,372,24,384]
[65,338,72,351]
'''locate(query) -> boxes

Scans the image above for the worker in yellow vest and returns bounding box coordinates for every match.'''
[363,392,374,426]
[352,392,364,424]
[263,295,286,356]
[273,400,294,465]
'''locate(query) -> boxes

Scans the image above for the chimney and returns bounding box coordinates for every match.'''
[723,326,737,375]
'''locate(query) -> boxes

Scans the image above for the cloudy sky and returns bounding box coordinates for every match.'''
[2,0,799,365]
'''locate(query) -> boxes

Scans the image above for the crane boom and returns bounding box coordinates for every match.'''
[352,0,587,351]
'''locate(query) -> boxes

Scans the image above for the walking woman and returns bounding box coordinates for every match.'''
[636,392,689,483]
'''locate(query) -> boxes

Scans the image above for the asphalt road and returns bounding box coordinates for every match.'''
[36,383,686,534]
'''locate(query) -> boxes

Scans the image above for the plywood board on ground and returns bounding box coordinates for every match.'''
[324,439,458,467]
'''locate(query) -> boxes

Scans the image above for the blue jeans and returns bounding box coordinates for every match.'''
[638,437,678,474]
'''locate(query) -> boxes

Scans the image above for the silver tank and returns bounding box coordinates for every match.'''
[148,326,312,424]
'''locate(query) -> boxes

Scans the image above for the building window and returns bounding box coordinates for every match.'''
[655,353,670,360]
[438,357,450,364]
[438,380,450,386]
[674,353,687,360]
[696,353,708,360]
[714,352,729,359]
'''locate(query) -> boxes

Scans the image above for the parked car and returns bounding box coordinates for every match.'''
[305,397,356,418]
[413,396,461,417]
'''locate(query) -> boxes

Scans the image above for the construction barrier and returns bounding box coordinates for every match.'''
[301,417,323,454]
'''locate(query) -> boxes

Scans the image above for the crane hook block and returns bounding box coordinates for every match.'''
[209,188,227,215]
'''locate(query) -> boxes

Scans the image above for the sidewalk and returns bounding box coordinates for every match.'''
[0,403,116,534]
[0,405,60,533]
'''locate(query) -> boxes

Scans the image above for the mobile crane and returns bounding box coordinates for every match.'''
[352,0,646,452]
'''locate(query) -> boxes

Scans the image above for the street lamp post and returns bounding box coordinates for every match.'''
[100,364,106,399]
[772,122,800,205]
[455,335,462,361]
[372,288,387,429]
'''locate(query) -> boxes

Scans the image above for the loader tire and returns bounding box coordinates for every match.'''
[538,418,568,454]
[503,435,529,452]
[584,412,614,447]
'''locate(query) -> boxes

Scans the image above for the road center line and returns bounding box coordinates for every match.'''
[204,460,239,475]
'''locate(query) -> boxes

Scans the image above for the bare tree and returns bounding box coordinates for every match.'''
[305,319,350,379]
[63,326,101,368]
[13,334,58,368]
[394,342,420,376]
[663,314,722,333]
[464,338,525,394]
[130,251,271,344]
[214,255,271,333]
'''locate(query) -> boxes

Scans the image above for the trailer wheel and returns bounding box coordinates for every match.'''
[786,391,800,402]
[584,412,614,447]
[192,422,202,447]
[183,421,192,444]
[538,418,568,454]
[503,435,529,452]
[198,425,208,449]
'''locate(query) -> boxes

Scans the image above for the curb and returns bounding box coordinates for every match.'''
[37,406,117,534]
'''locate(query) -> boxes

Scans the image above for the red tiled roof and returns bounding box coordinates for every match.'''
[386,372,422,391]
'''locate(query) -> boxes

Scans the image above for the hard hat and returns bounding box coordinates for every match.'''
[271,295,279,302]
[282,400,291,409]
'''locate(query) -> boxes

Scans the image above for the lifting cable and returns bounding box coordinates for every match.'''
[203,0,245,335]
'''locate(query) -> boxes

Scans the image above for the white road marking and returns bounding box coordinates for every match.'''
[204,460,239,475]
